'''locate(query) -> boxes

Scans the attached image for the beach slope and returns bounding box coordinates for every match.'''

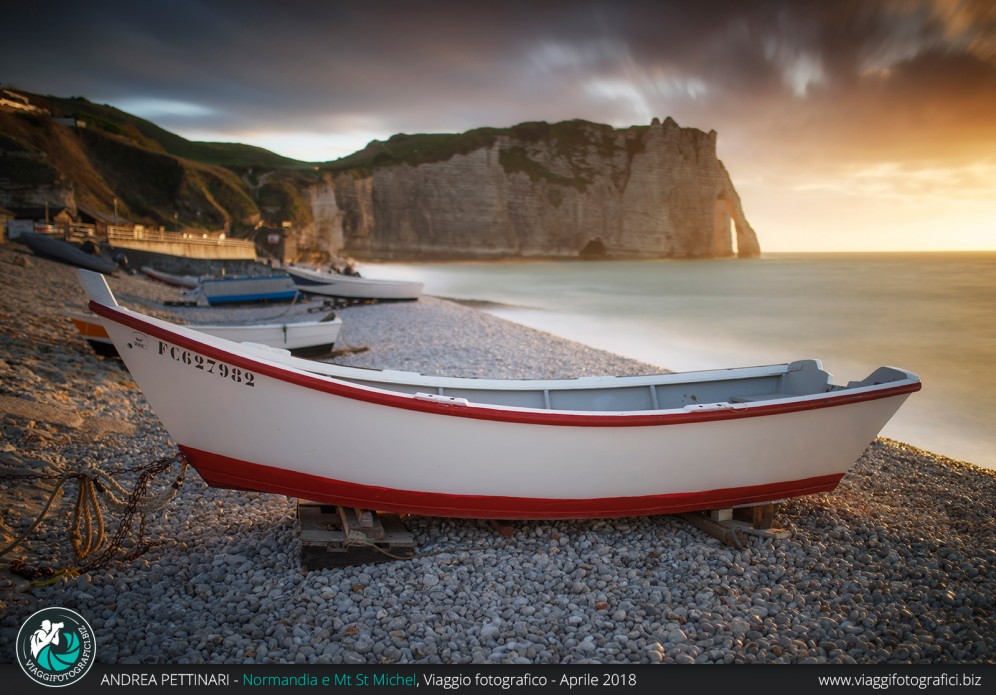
[0,242,992,664]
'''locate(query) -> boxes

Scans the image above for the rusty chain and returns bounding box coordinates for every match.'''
[2,451,188,584]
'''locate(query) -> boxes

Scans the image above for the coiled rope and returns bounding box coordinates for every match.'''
[0,452,188,584]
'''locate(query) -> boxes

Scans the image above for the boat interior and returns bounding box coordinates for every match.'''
[249,346,909,413]
[79,269,911,416]
[330,359,841,412]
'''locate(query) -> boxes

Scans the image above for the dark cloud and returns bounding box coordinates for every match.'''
[1,0,993,168]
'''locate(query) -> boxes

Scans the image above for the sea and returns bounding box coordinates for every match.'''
[361,253,996,470]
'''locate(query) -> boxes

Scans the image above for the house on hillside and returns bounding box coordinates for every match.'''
[253,224,295,264]
[0,89,44,114]
[77,205,133,236]
[54,117,87,128]
[8,206,75,226]
[6,206,76,239]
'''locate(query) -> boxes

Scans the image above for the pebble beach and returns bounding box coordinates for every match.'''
[0,241,993,666]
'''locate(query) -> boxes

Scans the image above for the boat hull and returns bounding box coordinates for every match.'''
[192,275,299,305]
[140,266,199,289]
[287,266,423,300]
[21,232,118,274]
[84,275,919,519]
[180,445,846,518]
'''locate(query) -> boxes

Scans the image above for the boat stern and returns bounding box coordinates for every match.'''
[77,269,121,309]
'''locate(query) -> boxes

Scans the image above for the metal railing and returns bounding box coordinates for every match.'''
[106,226,255,249]
[29,223,97,244]
[24,223,256,253]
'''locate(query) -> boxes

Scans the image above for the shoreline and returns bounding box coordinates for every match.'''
[0,242,993,665]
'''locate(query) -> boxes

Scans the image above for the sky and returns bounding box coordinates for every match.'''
[2,0,995,252]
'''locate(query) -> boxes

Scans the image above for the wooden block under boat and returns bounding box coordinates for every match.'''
[680,503,790,547]
[297,502,416,569]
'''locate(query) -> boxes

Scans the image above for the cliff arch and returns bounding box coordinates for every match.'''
[579,237,608,258]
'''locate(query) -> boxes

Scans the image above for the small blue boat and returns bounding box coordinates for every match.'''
[187,274,299,306]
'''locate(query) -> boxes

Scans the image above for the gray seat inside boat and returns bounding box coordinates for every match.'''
[729,359,829,403]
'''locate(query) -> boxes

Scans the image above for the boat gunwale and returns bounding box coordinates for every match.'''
[89,298,922,428]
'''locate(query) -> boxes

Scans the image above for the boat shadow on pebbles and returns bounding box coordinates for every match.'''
[0,244,993,664]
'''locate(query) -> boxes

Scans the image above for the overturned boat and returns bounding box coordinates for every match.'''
[21,231,118,275]
[140,266,199,289]
[79,269,920,520]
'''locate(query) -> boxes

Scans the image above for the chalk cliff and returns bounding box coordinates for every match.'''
[1,91,760,260]
[312,118,760,260]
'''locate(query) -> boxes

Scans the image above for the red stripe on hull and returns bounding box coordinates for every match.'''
[89,301,922,429]
[180,445,844,520]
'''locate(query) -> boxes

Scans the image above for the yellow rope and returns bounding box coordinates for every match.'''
[0,475,71,557]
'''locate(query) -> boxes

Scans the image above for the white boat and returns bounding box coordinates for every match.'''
[78,269,920,520]
[68,310,342,358]
[141,266,200,289]
[286,265,423,301]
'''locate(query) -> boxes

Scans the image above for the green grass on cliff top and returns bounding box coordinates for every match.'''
[325,120,649,174]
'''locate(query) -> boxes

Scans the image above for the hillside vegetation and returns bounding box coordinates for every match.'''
[40,94,307,170]
[324,119,648,192]
[0,90,322,233]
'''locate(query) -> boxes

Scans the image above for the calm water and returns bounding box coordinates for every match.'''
[363,253,996,470]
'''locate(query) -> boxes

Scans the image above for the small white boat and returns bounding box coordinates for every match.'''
[184,274,299,306]
[68,310,342,358]
[141,266,199,289]
[286,265,423,301]
[79,269,920,520]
